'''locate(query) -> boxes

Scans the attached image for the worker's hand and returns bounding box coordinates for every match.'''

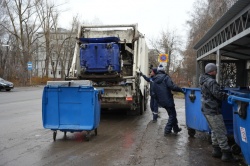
[137,71,142,76]
[224,93,229,100]
[181,88,185,94]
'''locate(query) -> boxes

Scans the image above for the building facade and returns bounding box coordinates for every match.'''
[34,28,76,79]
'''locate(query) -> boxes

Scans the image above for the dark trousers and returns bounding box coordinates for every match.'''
[163,106,179,133]
[150,97,158,120]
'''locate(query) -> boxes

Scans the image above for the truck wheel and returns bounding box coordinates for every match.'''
[139,93,144,115]
[143,89,147,112]
[140,104,143,115]
[135,103,142,115]
[134,99,143,115]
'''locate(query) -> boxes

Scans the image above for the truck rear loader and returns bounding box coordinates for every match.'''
[67,24,149,115]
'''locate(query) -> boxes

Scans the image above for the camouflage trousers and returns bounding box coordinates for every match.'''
[204,114,231,151]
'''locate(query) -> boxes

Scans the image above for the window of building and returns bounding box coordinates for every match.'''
[58,71,61,75]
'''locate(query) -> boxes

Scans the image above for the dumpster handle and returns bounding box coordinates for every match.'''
[182,88,186,93]
[228,95,250,104]
[189,90,196,103]
[228,95,249,119]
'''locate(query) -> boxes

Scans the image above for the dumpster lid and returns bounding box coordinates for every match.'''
[46,80,93,87]
[79,37,120,43]
[229,89,250,97]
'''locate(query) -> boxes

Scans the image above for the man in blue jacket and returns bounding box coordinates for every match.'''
[152,64,183,135]
[140,68,159,122]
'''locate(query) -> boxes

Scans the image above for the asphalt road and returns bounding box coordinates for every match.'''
[0,86,246,166]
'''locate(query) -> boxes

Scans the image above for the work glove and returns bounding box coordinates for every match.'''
[224,93,229,100]
[181,88,185,94]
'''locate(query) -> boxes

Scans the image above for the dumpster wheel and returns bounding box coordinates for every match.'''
[188,128,196,137]
[95,128,97,136]
[231,144,241,155]
[85,131,91,141]
[53,131,57,141]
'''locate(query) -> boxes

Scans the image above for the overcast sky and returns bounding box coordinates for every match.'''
[58,0,196,48]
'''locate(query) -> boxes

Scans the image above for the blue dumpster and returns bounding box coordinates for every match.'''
[42,80,103,141]
[229,89,250,98]
[228,96,250,165]
[221,88,241,135]
[183,88,210,137]
[183,88,235,137]
[228,89,250,143]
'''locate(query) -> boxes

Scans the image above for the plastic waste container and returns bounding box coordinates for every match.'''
[42,80,103,141]
[183,88,210,137]
[79,37,121,73]
[183,87,235,137]
[221,87,241,135]
[228,89,250,144]
[229,89,250,98]
[228,95,250,165]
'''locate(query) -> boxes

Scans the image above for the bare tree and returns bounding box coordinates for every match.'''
[148,49,159,69]
[42,13,78,79]
[0,1,10,77]
[149,29,182,75]
[0,0,43,84]
[61,15,79,78]
[36,0,78,79]
[35,0,58,78]
[183,0,237,86]
[0,0,92,83]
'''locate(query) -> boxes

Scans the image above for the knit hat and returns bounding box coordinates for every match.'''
[157,64,165,72]
[205,63,217,73]
[152,68,157,74]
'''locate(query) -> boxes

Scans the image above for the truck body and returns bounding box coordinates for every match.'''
[67,24,149,114]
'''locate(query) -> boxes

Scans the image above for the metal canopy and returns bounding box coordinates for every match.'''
[194,0,250,61]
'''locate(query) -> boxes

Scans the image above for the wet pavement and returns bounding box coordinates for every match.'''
[0,87,247,166]
[127,100,246,166]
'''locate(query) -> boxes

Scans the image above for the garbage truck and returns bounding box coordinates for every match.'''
[66,24,149,115]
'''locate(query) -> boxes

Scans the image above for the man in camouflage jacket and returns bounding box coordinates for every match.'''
[199,63,238,162]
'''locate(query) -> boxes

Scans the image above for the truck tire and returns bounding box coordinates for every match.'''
[133,92,144,115]
[140,95,144,115]
[139,92,145,115]
[143,89,147,112]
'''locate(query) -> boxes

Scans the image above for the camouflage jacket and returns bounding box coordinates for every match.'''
[199,73,228,115]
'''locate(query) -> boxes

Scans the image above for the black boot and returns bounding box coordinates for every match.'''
[174,127,182,134]
[221,151,239,162]
[212,146,222,158]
